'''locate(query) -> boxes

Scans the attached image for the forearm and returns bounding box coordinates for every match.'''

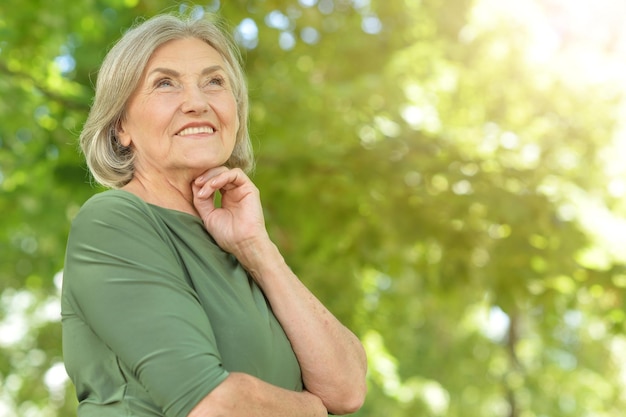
[188,372,326,417]
[192,168,366,413]
[235,239,368,415]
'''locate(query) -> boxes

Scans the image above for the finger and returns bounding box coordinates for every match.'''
[194,166,230,186]
[193,180,218,199]
[208,168,247,190]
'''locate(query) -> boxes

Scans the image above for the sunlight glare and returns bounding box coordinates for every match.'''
[471,0,626,263]
[44,362,69,401]
[472,0,626,88]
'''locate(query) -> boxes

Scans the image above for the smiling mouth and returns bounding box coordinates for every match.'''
[177,126,216,136]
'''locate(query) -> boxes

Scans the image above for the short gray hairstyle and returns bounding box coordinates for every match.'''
[80,13,253,188]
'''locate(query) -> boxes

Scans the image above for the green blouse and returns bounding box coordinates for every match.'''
[61,190,302,417]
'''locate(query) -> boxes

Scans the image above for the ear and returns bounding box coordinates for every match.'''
[116,119,132,147]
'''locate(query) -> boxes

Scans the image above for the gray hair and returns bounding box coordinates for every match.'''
[80,13,253,188]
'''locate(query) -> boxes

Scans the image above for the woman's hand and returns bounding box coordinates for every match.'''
[192,167,269,257]
[193,168,367,415]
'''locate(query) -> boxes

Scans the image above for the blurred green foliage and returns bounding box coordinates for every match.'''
[1,0,626,416]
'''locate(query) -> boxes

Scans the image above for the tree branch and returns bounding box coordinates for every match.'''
[0,59,90,111]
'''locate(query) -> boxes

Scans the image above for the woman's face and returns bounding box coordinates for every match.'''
[118,37,239,183]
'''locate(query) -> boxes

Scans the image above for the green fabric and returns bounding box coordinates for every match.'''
[62,190,302,417]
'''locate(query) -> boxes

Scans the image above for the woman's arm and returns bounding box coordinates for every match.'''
[236,238,368,415]
[193,167,368,415]
[65,191,332,417]
[188,373,327,417]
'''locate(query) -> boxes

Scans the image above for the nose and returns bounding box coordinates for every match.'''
[180,85,209,114]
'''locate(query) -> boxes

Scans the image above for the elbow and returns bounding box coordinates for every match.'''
[338,349,368,414]
[353,382,368,411]
[341,389,367,415]
[325,380,367,415]
[349,380,368,413]
[322,349,369,414]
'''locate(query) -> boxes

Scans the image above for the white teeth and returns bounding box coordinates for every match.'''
[177,126,215,136]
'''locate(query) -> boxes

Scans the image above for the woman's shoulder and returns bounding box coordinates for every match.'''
[81,189,150,212]
[82,189,146,208]
[66,190,174,255]
[73,189,153,226]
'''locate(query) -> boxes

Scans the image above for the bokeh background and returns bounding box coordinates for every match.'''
[2,0,626,416]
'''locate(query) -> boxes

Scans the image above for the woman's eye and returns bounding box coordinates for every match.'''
[207,76,225,88]
[155,78,174,88]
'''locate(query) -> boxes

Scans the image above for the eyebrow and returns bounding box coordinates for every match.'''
[148,65,225,78]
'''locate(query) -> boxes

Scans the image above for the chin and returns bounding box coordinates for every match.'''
[187,161,228,175]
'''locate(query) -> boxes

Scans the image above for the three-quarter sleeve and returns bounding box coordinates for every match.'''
[63,193,229,417]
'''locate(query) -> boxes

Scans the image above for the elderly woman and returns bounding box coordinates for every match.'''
[61,13,367,417]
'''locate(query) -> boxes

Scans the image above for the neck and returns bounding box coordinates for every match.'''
[122,172,199,217]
